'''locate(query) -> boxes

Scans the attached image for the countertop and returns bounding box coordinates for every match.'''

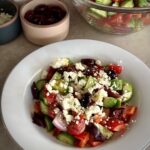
[0,0,150,150]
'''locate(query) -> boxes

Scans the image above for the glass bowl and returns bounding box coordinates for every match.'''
[73,0,150,34]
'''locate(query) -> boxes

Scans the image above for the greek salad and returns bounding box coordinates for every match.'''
[78,0,150,33]
[31,58,137,147]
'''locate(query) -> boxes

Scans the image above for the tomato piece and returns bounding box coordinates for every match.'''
[106,118,126,132]
[34,101,41,113]
[45,93,57,104]
[89,136,102,147]
[75,132,89,147]
[123,106,137,122]
[67,118,86,135]
[93,114,102,123]
[53,128,62,136]
[48,101,58,119]
[142,13,150,25]
[109,64,123,74]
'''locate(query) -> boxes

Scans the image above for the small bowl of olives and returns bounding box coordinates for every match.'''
[20,0,70,45]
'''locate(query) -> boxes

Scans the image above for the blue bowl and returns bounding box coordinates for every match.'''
[0,0,21,45]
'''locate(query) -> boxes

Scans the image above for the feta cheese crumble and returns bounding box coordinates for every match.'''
[52,58,70,68]
[75,62,85,71]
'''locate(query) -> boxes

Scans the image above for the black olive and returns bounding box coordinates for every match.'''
[106,70,117,79]
[31,82,39,99]
[87,123,106,142]
[80,93,91,108]
[32,113,46,127]
[81,58,96,66]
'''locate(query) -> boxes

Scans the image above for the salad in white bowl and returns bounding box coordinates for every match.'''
[31,57,137,148]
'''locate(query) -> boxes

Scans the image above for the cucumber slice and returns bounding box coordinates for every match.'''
[90,8,107,18]
[84,76,96,90]
[103,97,118,108]
[44,116,54,131]
[96,0,111,5]
[39,89,48,105]
[122,81,133,102]
[95,123,113,139]
[51,72,62,80]
[121,0,134,8]
[139,0,148,7]
[52,80,68,94]
[40,101,48,115]
[57,132,75,145]
[111,79,123,91]
[36,79,46,91]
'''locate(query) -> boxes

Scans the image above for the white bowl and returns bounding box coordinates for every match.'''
[1,39,150,150]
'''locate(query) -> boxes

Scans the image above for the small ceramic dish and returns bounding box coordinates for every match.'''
[0,0,21,45]
[20,0,70,46]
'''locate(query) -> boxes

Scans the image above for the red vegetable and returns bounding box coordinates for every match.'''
[67,118,86,135]
[34,101,41,113]
[45,92,57,105]
[109,64,123,74]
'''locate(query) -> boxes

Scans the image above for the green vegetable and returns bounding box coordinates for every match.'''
[138,0,148,7]
[39,89,48,105]
[52,80,68,94]
[122,81,133,102]
[84,76,96,90]
[128,19,143,31]
[121,0,134,8]
[103,97,118,108]
[57,132,75,145]
[36,79,46,91]
[40,101,48,115]
[111,79,123,91]
[108,2,119,16]
[90,8,107,18]
[51,72,62,80]
[96,0,111,5]
[96,123,113,139]
[44,116,54,131]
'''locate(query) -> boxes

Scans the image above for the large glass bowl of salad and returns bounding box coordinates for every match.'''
[73,0,150,34]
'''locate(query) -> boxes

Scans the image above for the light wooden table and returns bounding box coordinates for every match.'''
[0,1,150,149]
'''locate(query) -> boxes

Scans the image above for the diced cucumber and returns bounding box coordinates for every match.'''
[121,0,134,8]
[115,99,122,107]
[122,81,133,102]
[39,89,48,105]
[40,101,48,115]
[103,97,118,108]
[95,123,113,139]
[36,79,46,91]
[52,80,68,94]
[51,72,62,80]
[111,79,123,91]
[90,8,107,18]
[139,0,148,7]
[57,132,75,145]
[84,76,96,90]
[96,0,111,5]
[128,18,143,31]
[44,116,54,131]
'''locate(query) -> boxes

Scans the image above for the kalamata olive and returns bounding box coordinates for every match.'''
[57,65,76,74]
[31,15,45,25]
[87,123,106,142]
[80,93,91,108]
[111,108,124,120]
[24,10,34,22]
[81,58,96,66]
[106,88,120,98]
[106,70,117,79]
[34,4,49,15]
[83,66,97,76]
[32,113,46,127]
[31,82,39,99]
[46,66,56,81]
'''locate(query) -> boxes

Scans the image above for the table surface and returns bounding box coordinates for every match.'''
[0,1,150,150]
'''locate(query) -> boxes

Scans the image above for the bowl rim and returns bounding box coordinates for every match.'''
[20,0,70,28]
[0,1,19,29]
[76,0,150,13]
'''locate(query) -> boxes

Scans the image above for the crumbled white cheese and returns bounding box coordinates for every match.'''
[78,71,85,77]
[63,71,77,82]
[88,83,102,94]
[54,108,60,114]
[40,70,48,79]
[96,60,102,65]
[61,94,81,112]
[75,62,85,71]
[49,80,56,86]
[45,83,59,94]
[121,92,132,102]
[93,89,108,106]
[63,110,73,124]
[85,105,102,121]
[68,86,74,93]
[78,79,86,87]
[52,58,70,68]
[98,70,111,87]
